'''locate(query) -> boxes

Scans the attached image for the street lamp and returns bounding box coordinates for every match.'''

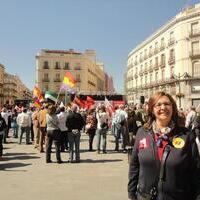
[172,72,190,109]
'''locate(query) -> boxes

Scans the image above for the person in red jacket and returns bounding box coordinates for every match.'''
[128,91,200,200]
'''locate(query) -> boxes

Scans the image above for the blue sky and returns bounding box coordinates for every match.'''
[0,0,199,92]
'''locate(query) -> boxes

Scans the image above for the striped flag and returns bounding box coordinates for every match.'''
[60,72,76,94]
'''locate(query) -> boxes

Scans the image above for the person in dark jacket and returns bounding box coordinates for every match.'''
[0,113,7,160]
[128,91,200,200]
[66,104,84,163]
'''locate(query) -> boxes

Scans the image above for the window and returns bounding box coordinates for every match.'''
[155,71,158,82]
[161,38,165,47]
[55,62,60,69]
[192,41,199,55]
[161,69,165,80]
[169,49,175,58]
[44,73,48,79]
[191,22,198,35]
[43,61,49,69]
[192,61,200,76]
[64,62,70,70]
[150,73,153,83]
[170,66,174,78]
[155,57,158,67]
[161,54,165,65]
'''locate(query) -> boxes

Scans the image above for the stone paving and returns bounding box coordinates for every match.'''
[0,132,129,200]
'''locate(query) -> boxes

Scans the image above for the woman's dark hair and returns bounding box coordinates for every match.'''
[47,105,57,115]
[144,91,180,129]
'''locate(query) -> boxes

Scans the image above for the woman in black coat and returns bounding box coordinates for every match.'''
[128,91,200,200]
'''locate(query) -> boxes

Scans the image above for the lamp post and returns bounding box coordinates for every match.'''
[173,72,190,109]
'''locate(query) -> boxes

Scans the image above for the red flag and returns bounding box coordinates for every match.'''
[86,96,95,109]
[73,96,85,108]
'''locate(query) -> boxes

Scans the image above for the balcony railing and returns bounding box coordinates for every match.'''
[76,78,81,82]
[160,44,166,51]
[168,38,175,46]
[54,78,61,82]
[74,67,81,70]
[43,65,49,69]
[159,61,166,68]
[42,78,50,82]
[189,51,200,59]
[168,56,175,65]
[189,29,200,38]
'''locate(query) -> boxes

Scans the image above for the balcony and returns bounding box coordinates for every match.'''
[160,44,166,51]
[74,67,81,70]
[159,61,166,68]
[154,63,159,70]
[189,51,200,59]
[168,56,175,65]
[54,78,61,82]
[76,78,81,82]
[168,38,175,46]
[43,65,49,69]
[42,78,50,82]
[189,29,200,38]
[55,66,61,70]
[148,52,153,58]
[149,66,153,72]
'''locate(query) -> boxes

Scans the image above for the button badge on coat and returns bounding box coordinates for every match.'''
[172,138,185,148]
[139,138,148,149]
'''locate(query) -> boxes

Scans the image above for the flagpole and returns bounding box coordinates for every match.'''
[56,87,62,105]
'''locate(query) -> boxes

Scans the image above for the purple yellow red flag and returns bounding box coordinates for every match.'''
[60,71,76,94]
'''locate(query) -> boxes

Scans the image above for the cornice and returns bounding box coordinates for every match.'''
[128,7,200,59]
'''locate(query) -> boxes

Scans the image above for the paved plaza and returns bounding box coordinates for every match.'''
[0,132,129,200]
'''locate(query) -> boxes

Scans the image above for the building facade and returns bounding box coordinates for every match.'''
[125,3,200,108]
[36,49,112,96]
[1,70,31,106]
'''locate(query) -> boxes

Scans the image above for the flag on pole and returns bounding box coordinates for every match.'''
[33,98,42,108]
[60,72,76,94]
[45,91,57,102]
[85,96,95,109]
[33,85,44,102]
[73,96,85,108]
[105,97,114,117]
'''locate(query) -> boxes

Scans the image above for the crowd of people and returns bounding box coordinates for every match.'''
[0,91,200,199]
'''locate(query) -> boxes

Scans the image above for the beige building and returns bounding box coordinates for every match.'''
[3,73,31,105]
[0,64,5,105]
[35,49,106,96]
[125,3,200,108]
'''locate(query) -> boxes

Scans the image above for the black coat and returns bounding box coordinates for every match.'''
[66,111,84,131]
[128,126,200,200]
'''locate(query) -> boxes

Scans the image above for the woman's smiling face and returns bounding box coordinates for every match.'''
[153,95,173,125]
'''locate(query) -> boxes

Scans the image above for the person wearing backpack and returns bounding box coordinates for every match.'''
[0,113,7,160]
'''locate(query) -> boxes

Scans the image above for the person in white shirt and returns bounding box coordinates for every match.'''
[17,108,31,144]
[185,106,196,130]
[57,107,68,152]
[96,105,109,154]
